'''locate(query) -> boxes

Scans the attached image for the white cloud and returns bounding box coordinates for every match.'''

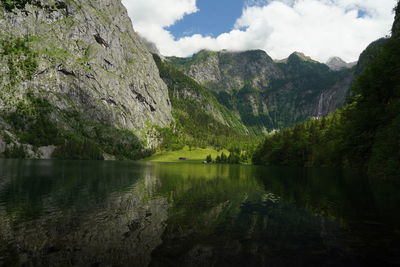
[122,0,396,62]
[121,0,198,29]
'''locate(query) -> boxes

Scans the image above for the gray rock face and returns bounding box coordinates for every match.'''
[174,50,283,93]
[315,74,354,117]
[0,0,172,136]
[326,57,357,71]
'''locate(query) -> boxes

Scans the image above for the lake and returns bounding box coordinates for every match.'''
[0,159,399,266]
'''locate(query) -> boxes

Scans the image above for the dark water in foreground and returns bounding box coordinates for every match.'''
[0,160,399,267]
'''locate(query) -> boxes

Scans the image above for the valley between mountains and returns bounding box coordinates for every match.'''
[0,0,399,178]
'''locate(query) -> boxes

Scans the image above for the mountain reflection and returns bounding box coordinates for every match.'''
[0,160,168,266]
[0,160,399,266]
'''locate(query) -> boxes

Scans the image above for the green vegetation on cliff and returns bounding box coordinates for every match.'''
[1,0,38,11]
[0,36,38,91]
[153,54,260,153]
[1,0,67,12]
[0,92,152,160]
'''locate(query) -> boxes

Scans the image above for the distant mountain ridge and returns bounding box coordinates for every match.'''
[168,49,355,134]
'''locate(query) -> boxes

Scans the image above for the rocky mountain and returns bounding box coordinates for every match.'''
[326,57,357,71]
[0,0,172,159]
[169,50,354,134]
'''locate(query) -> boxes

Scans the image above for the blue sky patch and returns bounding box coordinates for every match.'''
[357,9,369,18]
[167,0,245,38]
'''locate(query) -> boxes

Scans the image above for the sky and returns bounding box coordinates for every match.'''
[121,0,397,62]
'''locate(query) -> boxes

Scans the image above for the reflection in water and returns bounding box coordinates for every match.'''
[0,160,399,266]
[0,160,168,266]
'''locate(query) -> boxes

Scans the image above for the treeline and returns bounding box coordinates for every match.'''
[252,112,346,168]
[253,6,400,179]
[206,149,250,164]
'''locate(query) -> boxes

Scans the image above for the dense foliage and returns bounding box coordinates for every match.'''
[253,24,400,178]
[205,148,249,164]
[0,36,38,89]
[1,0,40,11]
[344,34,400,177]
[252,113,346,168]
[0,0,66,12]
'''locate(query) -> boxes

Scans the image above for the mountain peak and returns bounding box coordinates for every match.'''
[292,51,307,57]
[287,52,317,63]
[326,57,357,71]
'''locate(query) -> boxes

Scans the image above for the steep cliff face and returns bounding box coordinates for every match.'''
[169,50,354,133]
[0,0,172,159]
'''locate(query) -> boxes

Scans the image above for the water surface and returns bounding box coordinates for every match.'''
[0,159,399,266]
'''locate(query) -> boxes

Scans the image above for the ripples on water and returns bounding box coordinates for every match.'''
[0,159,399,266]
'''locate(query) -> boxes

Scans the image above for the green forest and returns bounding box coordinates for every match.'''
[253,14,400,178]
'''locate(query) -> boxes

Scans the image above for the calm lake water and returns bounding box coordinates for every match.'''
[0,159,399,267]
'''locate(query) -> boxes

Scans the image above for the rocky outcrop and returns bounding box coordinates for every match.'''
[326,57,357,71]
[0,0,173,157]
